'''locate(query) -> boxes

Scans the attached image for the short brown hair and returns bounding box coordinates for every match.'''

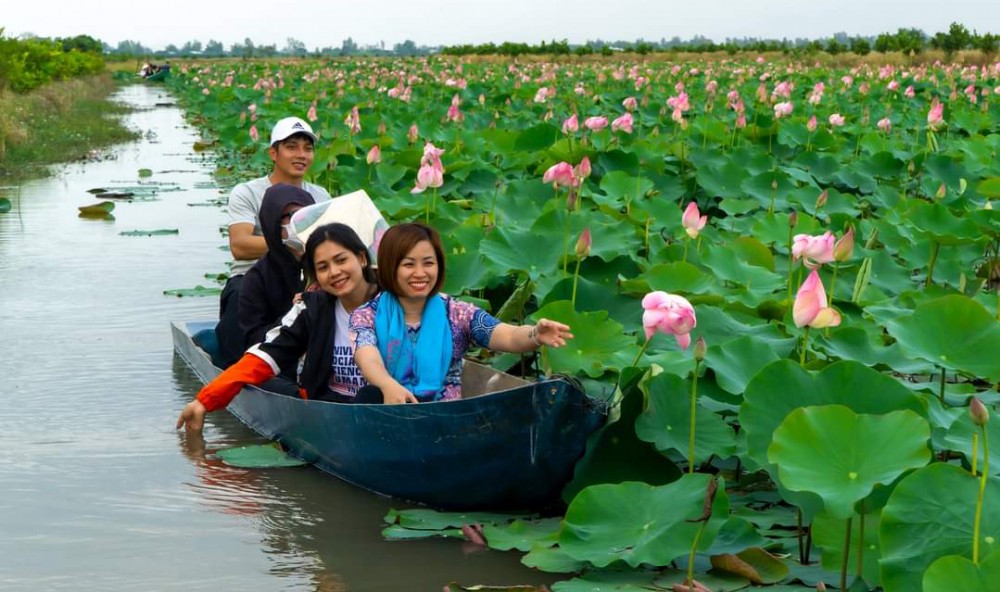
[376,223,445,296]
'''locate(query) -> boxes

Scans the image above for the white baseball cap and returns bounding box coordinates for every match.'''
[270,116,318,145]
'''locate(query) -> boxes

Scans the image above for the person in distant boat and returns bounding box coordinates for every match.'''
[177,223,379,431]
[138,63,151,77]
[350,223,573,404]
[237,183,315,370]
[215,117,332,369]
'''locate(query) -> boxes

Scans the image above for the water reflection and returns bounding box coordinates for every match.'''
[171,354,559,590]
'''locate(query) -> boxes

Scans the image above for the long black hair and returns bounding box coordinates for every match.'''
[303,223,378,287]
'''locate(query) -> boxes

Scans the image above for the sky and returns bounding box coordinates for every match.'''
[4,0,1000,51]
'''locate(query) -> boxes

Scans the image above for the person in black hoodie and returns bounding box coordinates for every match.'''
[176,223,379,431]
[238,184,315,358]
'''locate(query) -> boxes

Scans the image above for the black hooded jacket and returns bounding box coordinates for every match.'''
[238,183,315,351]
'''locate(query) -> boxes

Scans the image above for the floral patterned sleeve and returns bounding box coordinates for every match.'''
[446,297,500,349]
[349,299,379,350]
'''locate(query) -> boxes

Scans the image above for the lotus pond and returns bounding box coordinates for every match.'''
[165,56,1000,591]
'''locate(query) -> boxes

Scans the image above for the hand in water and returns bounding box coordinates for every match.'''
[176,399,207,431]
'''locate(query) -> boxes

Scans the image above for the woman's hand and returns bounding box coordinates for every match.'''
[382,382,419,405]
[176,399,208,431]
[533,318,573,348]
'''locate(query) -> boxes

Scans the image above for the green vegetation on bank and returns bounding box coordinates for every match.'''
[0,74,138,179]
[0,29,104,92]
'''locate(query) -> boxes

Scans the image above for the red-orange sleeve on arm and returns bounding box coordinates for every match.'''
[196,353,275,412]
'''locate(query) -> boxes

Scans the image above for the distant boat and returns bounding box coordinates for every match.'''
[172,320,608,511]
[142,69,169,82]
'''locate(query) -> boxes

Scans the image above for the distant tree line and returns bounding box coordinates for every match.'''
[0,30,104,92]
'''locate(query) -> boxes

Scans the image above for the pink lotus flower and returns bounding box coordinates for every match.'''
[542,162,577,189]
[344,106,361,134]
[447,104,463,122]
[421,142,445,168]
[583,116,608,132]
[877,117,891,132]
[622,97,638,111]
[807,115,817,132]
[829,113,845,127]
[562,113,579,134]
[307,103,318,122]
[793,270,842,329]
[773,102,793,119]
[905,85,916,98]
[575,228,592,257]
[792,231,836,268]
[248,103,257,113]
[642,291,697,349]
[573,156,591,181]
[927,100,945,130]
[249,124,259,142]
[411,163,443,194]
[681,202,707,239]
[611,112,634,134]
[366,145,381,165]
[407,123,419,144]
[533,87,551,103]
[887,80,900,91]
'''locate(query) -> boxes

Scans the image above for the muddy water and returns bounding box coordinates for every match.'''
[0,84,554,591]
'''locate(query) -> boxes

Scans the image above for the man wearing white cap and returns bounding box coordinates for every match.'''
[216,116,332,367]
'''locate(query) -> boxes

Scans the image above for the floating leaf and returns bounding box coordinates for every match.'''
[78,201,115,215]
[382,524,464,541]
[709,547,788,584]
[383,508,523,530]
[120,228,179,236]
[521,543,586,574]
[653,569,750,591]
[559,474,728,568]
[530,300,635,378]
[213,443,307,468]
[550,569,658,592]
[138,168,153,177]
[768,405,931,519]
[163,285,222,297]
[482,518,561,552]
[0,197,11,213]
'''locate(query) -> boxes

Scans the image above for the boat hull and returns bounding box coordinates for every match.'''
[172,320,606,511]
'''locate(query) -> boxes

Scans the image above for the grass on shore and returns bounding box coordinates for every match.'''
[0,73,139,180]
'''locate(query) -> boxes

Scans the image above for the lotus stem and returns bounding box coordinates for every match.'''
[841,516,852,592]
[571,257,582,308]
[688,359,701,474]
[829,264,839,307]
[644,216,651,257]
[857,499,865,580]
[926,241,940,287]
[972,431,979,477]
[683,236,690,263]
[800,327,810,367]
[631,336,652,368]
[686,518,709,589]
[797,508,805,564]
[974,424,990,564]
[562,210,572,276]
[939,367,946,405]
[787,232,795,302]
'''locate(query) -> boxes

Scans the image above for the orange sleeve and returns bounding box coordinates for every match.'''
[196,353,275,412]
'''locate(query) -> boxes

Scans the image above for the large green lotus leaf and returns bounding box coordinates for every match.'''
[812,510,882,586]
[383,507,524,530]
[791,151,840,184]
[696,160,749,199]
[597,170,654,207]
[597,149,641,176]
[700,245,784,298]
[550,569,658,592]
[530,301,635,377]
[939,411,1000,474]
[924,153,972,191]
[521,543,586,573]
[833,167,878,194]
[854,151,905,179]
[482,518,561,552]
[768,405,931,519]
[695,306,796,356]
[741,170,797,209]
[922,550,1000,592]
[704,335,781,395]
[630,261,717,295]
[815,326,934,374]
[880,463,1000,592]
[977,177,1000,199]
[635,372,737,465]
[885,295,1000,383]
[478,225,561,280]
[741,360,927,469]
[906,201,981,245]
[541,277,643,331]
[443,251,492,294]
[729,236,776,271]
[513,123,559,152]
[381,524,464,541]
[560,474,729,568]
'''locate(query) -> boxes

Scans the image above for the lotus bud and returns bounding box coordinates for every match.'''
[566,188,578,212]
[971,397,989,427]
[366,145,381,165]
[908,160,915,175]
[789,210,798,228]
[771,179,778,191]
[377,121,387,135]
[935,183,947,200]
[693,337,707,362]
[834,226,854,262]
[817,584,827,592]
[816,189,828,209]
[575,228,592,257]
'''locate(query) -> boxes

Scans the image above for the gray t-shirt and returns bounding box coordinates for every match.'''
[227,175,332,276]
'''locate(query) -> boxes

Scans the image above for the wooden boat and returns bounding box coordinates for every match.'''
[144,69,169,82]
[172,320,608,511]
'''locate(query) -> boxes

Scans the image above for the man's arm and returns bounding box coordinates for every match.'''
[229,222,267,260]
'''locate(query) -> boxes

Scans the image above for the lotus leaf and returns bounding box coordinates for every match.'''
[530,301,635,378]
[560,474,728,568]
[0,197,12,213]
[709,547,788,585]
[635,372,738,465]
[703,335,781,395]
[213,443,307,468]
[163,285,222,297]
[922,550,1000,592]
[768,405,930,519]
[880,463,1000,592]
[482,518,561,552]
[550,569,657,592]
[653,569,750,591]
[885,295,1000,383]
[521,543,586,574]
[811,510,882,586]
[382,508,523,530]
